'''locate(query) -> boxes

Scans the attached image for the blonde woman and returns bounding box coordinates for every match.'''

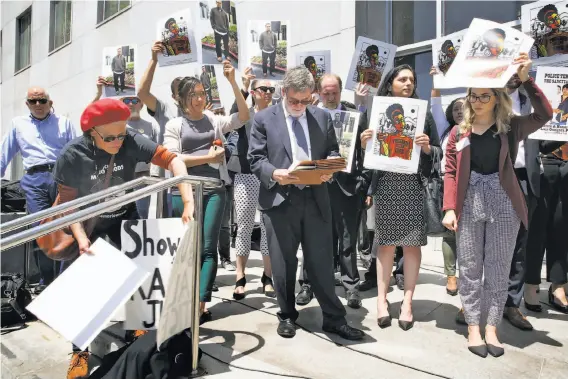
[443,53,553,358]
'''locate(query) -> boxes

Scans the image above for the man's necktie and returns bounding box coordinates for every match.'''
[292,117,309,161]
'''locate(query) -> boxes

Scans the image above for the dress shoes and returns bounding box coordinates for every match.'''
[468,344,488,358]
[398,302,414,331]
[503,307,533,331]
[346,290,362,309]
[486,344,505,357]
[277,319,296,338]
[446,276,458,296]
[456,308,467,325]
[359,278,377,292]
[322,324,365,341]
[377,301,392,329]
[548,285,568,314]
[295,285,314,306]
[524,300,542,313]
[394,274,404,291]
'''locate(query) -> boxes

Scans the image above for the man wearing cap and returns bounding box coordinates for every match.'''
[1,86,77,290]
[55,98,194,379]
[210,0,230,62]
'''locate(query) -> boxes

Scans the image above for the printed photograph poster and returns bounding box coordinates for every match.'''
[439,19,534,89]
[345,37,396,95]
[121,219,186,330]
[198,1,239,65]
[521,1,568,61]
[529,66,568,141]
[195,64,223,109]
[364,96,427,174]
[157,9,198,67]
[101,45,137,98]
[295,50,331,84]
[432,29,467,89]
[247,20,289,81]
[328,110,361,173]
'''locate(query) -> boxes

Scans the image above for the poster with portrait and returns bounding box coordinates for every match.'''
[529,66,568,141]
[157,9,198,67]
[295,50,331,83]
[521,1,568,64]
[363,97,427,174]
[328,110,360,173]
[438,19,534,89]
[246,20,289,81]
[198,1,239,65]
[121,219,186,330]
[345,37,396,95]
[195,65,223,109]
[101,45,137,98]
[432,29,467,89]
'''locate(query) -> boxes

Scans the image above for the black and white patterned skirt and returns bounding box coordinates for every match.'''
[373,171,427,247]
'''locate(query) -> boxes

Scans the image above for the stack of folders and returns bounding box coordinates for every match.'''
[288,158,347,185]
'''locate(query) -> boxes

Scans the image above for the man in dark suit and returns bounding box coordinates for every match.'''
[248,67,364,340]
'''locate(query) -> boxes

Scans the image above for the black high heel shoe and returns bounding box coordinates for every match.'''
[261,273,276,298]
[524,300,542,312]
[548,285,568,314]
[233,276,246,300]
[377,301,392,328]
[398,301,414,331]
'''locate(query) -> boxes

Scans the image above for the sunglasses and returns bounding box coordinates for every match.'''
[467,94,493,104]
[94,128,127,143]
[286,97,312,106]
[253,86,275,94]
[27,98,49,105]
[122,98,140,105]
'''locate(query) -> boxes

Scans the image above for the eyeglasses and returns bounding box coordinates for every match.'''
[94,128,127,143]
[189,91,206,99]
[467,94,493,104]
[122,98,140,105]
[253,86,275,94]
[286,97,312,106]
[27,98,49,105]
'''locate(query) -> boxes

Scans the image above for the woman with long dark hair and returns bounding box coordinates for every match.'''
[360,64,441,331]
[164,60,249,324]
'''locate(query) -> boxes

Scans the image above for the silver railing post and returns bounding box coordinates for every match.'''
[190,183,204,377]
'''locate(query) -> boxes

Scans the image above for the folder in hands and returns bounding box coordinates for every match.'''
[288,158,347,185]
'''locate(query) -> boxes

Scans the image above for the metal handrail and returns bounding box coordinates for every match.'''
[1,177,163,234]
[0,175,222,251]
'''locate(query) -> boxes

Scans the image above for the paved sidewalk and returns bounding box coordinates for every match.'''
[2,239,567,378]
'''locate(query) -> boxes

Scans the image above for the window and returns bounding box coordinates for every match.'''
[392,1,437,45]
[395,51,434,101]
[97,0,130,24]
[15,8,32,72]
[443,1,534,36]
[49,1,72,52]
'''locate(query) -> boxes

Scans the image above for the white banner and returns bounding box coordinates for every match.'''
[529,66,568,141]
[364,97,427,174]
[345,37,396,95]
[439,18,534,89]
[121,219,186,330]
[432,29,467,89]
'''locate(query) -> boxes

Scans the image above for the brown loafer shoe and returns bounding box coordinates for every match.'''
[67,351,89,379]
[503,307,533,331]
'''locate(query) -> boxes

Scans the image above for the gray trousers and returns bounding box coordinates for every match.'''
[457,172,520,326]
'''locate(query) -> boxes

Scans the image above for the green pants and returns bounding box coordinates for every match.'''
[172,189,227,302]
[442,233,457,276]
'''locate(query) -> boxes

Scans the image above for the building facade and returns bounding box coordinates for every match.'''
[0,0,534,179]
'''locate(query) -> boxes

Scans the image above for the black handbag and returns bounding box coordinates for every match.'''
[422,147,452,238]
[1,273,35,328]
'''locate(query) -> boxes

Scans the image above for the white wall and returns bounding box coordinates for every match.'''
[1,0,356,178]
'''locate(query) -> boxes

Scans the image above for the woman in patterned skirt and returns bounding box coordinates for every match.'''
[360,64,441,331]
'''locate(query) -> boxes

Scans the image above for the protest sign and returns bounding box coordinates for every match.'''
[345,37,396,95]
[529,66,568,142]
[295,50,331,83]
[521,1,568,63]
[157,9,198,67]
[327,109,361,173]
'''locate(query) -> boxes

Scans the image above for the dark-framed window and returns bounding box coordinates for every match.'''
[15,7,32,72]
[97,0,130,25]
[49,0,72,52]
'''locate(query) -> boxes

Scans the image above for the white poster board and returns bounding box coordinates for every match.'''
[246,20,289,81]
[345,37,396,95]
[439,18,534,88]
[521,1,568,63]
[121,219,186,330]
[529,66,568,141]
[328,109,361,173]
[197,0,239,66]
[157,223,196,349]
[101,44,138,98]
[364,96,427,174]
[26,239,150,350]
[295,50,331,84]
[157,9,198,67]
[432,29,467,89]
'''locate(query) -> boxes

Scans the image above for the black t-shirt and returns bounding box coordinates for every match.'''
[53,129,159,220]
[470,124,501,174]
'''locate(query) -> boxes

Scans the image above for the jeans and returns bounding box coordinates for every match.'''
[173,189,227,302]
[113,72,125,92]
[214,32,230,59]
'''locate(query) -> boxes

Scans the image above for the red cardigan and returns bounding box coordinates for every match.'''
[443,78,553,228]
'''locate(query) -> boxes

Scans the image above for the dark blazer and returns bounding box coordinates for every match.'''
[228,91,253,174]
[247,103,339,221]
[443,78,553,228]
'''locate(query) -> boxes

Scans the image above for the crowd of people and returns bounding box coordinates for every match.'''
[1,39,567,378]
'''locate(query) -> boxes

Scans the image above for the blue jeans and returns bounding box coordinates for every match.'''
[20,171,59,285]
[135,197,151,219]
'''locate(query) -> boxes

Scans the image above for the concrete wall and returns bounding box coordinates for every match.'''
[0,0,356,179]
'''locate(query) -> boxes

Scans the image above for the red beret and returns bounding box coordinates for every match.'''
[80,98,131,132]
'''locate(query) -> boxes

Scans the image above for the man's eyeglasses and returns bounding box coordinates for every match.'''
[286,97,312,106]
[467,94,493,104]
[94,128,127,143]
[122,98,140,105]
[253,86,275,94]
[27,98,49,105]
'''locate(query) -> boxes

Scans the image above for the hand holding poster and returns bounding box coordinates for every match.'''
[432,29,466,89]
[438,19,534,89]
[328,110,361,173]
[346,37,396,95]
[295,50,331,84]
[363,97,427,174]
[157,9,198,67]
[529,66,568,142]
